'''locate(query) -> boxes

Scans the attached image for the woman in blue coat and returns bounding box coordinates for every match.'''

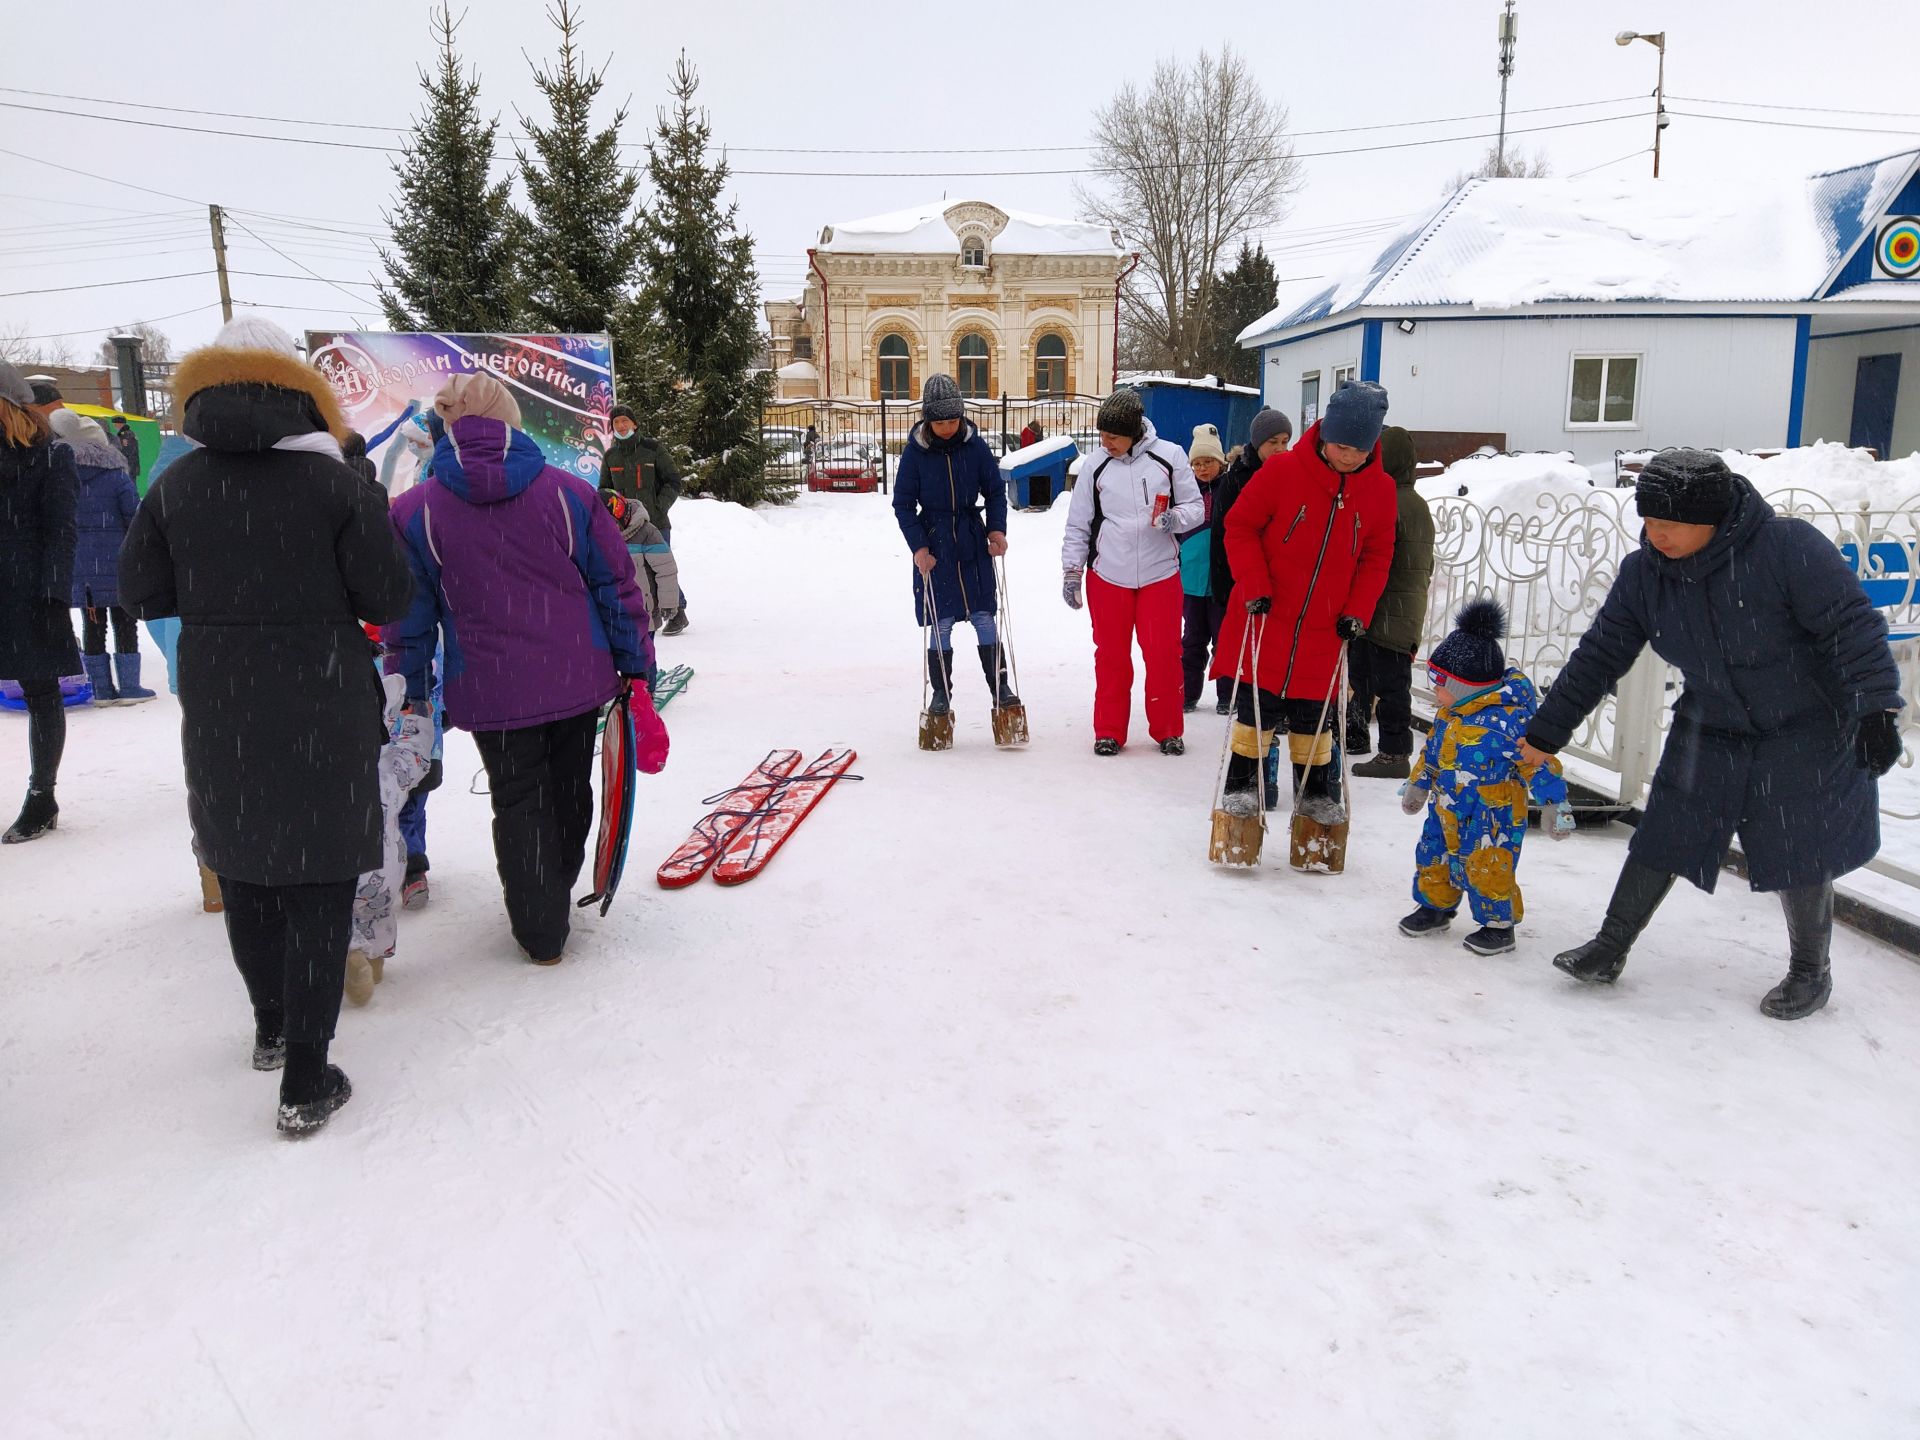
[50,409,153,704]
[1521,450,1904,1020]
[892,374,1015,719]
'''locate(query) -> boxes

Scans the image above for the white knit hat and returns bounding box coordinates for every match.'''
[49,408,109,447]
[213,314,301,356]
[1189,423,1226,466]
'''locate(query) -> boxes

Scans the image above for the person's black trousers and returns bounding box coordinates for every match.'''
[472,708,600,960]
[1350,638,1416,756]
[219,877,356,1045]
[80,605,139,656]
[1181,594,1229,708]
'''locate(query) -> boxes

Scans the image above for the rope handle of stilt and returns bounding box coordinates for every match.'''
[993,554,1020,700]
[1296,641,1346,811]
[1212,613,1266,821]
[919,570,941,711]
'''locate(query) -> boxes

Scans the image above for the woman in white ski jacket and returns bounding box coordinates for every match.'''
[1061,389,1204,755]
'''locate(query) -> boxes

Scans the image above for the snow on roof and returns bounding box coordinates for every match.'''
[818,200,1122,257]
[1132,373,1261,397]
[776,360,820,380]
[999,434,1080,473]
[1240,150,1920,345]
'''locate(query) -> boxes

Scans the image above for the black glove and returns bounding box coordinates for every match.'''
[1335,616,1366,641]
[1245,596,1272,616]
[1855,710,1903,777]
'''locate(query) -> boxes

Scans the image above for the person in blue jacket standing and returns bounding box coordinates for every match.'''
[892,374,1017,723]
[50,409,154,704]
[1522,450,1904,1020]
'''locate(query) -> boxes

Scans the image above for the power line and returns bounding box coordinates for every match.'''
[0,269,214,298]
[228,269,381,290]
[0,145,203,205]
[4,299,224,342]
[0,84,1645,153]
[222,214,383,309]
[1665,110,1920,139]
[0,100,401,153]
[1567,147,1653,178]
[1669,94,1920,122]
[0,191,190,218]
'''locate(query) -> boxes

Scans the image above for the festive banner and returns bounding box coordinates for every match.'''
[305,331,616,494]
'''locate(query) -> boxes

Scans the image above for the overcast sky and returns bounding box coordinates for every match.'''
[5,0,1920,368]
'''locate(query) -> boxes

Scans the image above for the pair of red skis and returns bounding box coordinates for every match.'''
[657,747,857,888]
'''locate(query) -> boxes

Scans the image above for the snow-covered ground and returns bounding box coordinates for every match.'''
[5,493,1919,1438]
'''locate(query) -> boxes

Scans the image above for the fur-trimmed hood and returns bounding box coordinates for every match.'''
[59,436,129,473]
[172,345,350,451]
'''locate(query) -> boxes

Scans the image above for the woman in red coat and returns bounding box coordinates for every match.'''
[1214,383,1397,821]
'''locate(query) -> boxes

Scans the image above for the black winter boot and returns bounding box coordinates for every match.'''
[1399,905,1454,937]
[925,648,953,716]
[1553,862,1675,983]
[1222,752,1259,816]
[977,643,1018,707]
[252,1016,286,1072]
[1762,883,1834,1020]
[2,788,59,844]
[277,1041,351,1136]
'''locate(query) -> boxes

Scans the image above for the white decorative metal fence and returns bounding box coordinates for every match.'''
[1419,484,1920,889]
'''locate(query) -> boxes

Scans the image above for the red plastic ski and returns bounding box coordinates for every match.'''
[656,749,805,889]
[711,747,857,886]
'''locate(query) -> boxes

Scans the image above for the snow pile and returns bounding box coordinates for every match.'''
[1731,443,1920,508]
[1431,442,1920,511]
[999,434,1079,472]
[1417,448,1612,510]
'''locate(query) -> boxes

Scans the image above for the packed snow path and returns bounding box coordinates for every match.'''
[5,493,1918,1438]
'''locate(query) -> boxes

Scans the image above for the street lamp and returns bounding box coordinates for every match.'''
[1615,29,1669,178]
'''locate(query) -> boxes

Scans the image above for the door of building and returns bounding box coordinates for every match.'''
[1849,353,1902,457]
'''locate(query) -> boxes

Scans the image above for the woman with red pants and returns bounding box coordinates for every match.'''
[1061,389,1204,755]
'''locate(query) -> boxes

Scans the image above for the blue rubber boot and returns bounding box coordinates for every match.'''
[114,652,157,704]
[82,653,118,706]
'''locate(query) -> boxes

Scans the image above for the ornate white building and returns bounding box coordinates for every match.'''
[766,200,1132,403]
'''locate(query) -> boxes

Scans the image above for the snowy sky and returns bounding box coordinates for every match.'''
[4,0,1919,364]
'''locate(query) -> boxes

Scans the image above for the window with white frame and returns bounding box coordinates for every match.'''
[1567,354,1641,427]
[961,238,987,267]
[1332,363,1357,391]
[1301,371,1321,426]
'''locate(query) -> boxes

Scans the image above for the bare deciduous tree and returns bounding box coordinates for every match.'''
[97,321,174,367]
[1445,144,1552,191]
[1077,47,1301,378]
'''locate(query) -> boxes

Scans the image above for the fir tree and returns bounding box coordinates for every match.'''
[1199,241,1280,388]
[377,2,520,332]
[628,53,777,505]
[514,1,642,335]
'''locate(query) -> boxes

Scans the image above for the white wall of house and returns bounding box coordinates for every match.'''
[1803,326,1920,458]
[1261,314,1800,467]
[1259,325,1366,434]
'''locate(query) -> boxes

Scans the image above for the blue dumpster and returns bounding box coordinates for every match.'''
[1000,436,1079,509]
[1131,377,1263,452]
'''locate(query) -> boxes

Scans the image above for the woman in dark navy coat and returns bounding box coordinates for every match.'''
[1522,449,1904,1020]
[892,373,1015,718]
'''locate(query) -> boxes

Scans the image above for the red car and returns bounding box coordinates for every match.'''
[806,442,884,493]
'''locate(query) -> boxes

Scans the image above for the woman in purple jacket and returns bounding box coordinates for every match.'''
[384,374,655,965]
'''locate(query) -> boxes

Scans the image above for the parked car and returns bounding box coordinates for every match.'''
[806,441,884,493]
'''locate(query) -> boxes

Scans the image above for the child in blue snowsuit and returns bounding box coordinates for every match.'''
[1398,599,1573,955]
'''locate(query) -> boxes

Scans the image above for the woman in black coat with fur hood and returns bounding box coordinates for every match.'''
[120,316,412,1134]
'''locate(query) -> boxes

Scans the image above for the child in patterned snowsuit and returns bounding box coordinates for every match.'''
[1398,599,1573,955]
[345,675,435,1004]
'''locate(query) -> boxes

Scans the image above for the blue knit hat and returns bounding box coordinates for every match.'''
[1428,598,1507,687]
[1322,380,1389,452]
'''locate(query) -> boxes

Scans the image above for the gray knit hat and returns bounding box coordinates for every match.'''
[1249,408,1293,452]
[1097,387,1145,442]
[922,373,964,422]
[0,359,33,408]
[1636,449,1736,527]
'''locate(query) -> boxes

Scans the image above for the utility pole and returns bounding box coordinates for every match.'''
[208,203,233,323]
[1652,34,1668,178]
[1496,1,1518,176]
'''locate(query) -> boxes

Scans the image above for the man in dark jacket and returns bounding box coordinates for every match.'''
[1207,408,1292,715]
[1352,425,1435,776]
[1520,450,1904,1021]
[599,404,688,632]
[120,315,414,1134]
[111,416,142,482]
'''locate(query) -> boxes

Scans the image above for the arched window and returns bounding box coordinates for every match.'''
[962,239,987,267]
[877,333,911,400]
[1034,334,1067,397]
[957,334,991,398]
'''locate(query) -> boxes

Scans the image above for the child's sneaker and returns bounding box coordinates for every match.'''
[1463,925,1516,956]
[402,871,429,910]
[1399,906,1453,937]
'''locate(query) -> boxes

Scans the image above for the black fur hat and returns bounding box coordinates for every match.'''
[1428,598,1507,686]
